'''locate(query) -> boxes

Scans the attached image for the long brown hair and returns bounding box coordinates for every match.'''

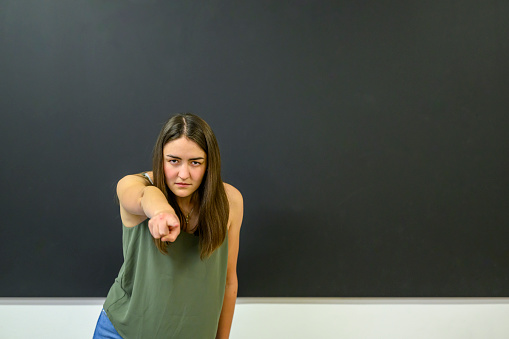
[152,113,229,259]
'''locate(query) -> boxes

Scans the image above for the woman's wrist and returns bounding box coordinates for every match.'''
[152,209,176,218]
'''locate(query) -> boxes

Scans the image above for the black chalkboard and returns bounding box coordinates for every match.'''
[1,0,508,297]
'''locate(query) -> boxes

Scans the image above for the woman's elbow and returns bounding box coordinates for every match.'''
[225,278,238,295]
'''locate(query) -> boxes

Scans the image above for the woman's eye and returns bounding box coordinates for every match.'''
[191,161,201,166]
[169,159,179,164]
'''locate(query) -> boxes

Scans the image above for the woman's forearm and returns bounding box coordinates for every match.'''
[216,282,238,339]
[141,186,175,218]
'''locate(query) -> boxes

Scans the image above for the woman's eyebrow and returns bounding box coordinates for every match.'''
[166,154,205,160]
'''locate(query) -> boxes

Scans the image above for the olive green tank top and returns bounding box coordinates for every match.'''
[103,219,228,339]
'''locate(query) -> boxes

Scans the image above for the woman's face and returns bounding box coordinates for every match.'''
[163,137,207,201]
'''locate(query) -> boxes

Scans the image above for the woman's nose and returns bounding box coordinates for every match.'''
[178,164,190,179]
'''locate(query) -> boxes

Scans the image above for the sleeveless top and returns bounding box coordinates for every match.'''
[103,219,228,339]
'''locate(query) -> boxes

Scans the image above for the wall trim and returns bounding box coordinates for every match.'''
[1,297,509,305]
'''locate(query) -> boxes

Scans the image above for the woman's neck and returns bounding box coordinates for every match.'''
[176,195,195,214]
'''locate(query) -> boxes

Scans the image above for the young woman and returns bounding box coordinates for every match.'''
[93,113,243,339]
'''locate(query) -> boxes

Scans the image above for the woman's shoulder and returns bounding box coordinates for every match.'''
[223,182,243,232]
[223,182,243,204]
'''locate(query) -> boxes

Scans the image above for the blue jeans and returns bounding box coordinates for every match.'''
[93,309,123,339]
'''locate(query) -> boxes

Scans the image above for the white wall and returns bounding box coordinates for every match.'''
[1,298,509,339]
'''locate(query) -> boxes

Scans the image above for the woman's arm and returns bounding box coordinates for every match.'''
[117,173,180,242]
[216,183,244,339]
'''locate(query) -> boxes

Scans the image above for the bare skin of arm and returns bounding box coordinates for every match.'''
[216,183,244,339]
[117,172,180,242]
